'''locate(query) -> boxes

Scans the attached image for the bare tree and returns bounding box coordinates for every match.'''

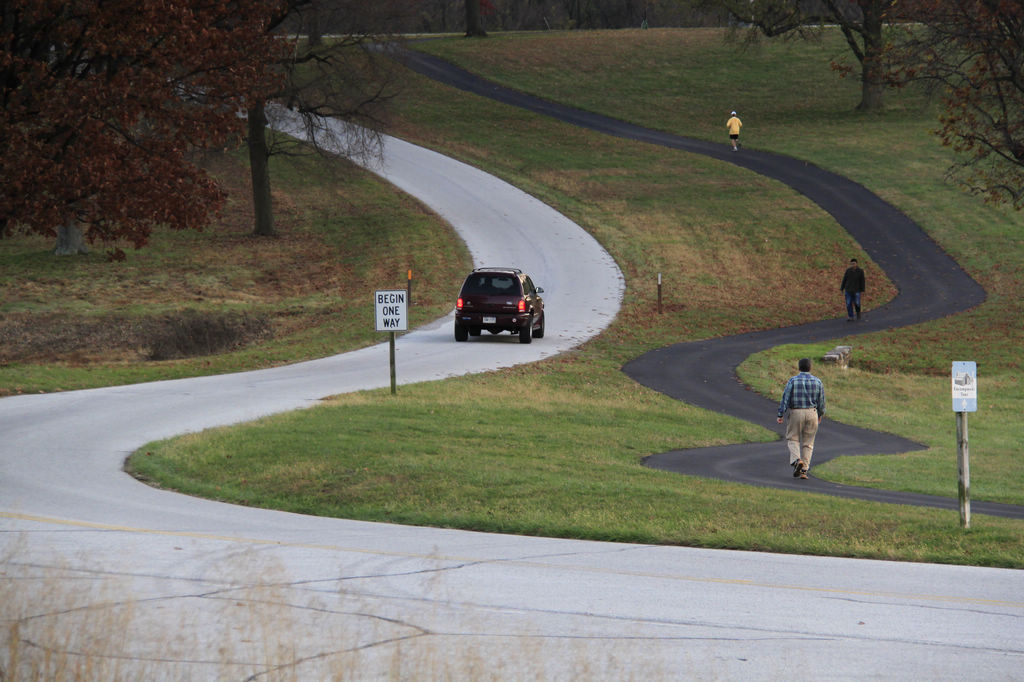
[247,0,412,237]
[714,0,907,112]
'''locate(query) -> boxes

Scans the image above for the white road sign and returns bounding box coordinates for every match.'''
[951,361,977,412]
[375,289,408,332]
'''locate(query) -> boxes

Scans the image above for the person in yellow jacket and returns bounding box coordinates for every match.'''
[726,111,742,151]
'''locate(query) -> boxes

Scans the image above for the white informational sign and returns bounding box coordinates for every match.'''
[951,361,977,413]
[375,290,408,332]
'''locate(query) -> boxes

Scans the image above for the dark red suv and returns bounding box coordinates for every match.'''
[454,268,545,344]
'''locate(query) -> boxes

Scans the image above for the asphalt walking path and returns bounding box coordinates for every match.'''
[400,48,1024,521]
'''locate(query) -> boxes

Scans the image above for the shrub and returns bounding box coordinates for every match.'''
[144,310,271,361]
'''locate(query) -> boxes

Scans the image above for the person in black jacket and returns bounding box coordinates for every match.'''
[840,258,866,320]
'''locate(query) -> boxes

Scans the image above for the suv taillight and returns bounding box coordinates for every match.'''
[456,297,464,311]
[517,298,526,313]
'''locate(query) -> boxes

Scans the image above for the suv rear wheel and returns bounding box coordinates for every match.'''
[519,318,532,344]
[454,323,469,342]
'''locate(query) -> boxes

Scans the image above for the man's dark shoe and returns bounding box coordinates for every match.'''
[792,460,803,477]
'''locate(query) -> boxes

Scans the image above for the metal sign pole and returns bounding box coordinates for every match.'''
[956,410,970,528]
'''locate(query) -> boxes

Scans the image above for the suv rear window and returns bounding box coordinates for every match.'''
[461,275,519,295]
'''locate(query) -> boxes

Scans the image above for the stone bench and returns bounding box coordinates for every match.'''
[822,345,852,369]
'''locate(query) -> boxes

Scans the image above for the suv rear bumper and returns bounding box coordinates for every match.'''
[456,312,531,331]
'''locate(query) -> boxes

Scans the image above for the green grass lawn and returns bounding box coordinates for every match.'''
[403,28,1024,508]
[131,367,1024,568]
[14,28,1021,567]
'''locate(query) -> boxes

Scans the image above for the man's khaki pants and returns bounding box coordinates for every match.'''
[785,407,819,468]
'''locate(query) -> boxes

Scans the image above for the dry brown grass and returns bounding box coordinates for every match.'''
[0,147,467,389]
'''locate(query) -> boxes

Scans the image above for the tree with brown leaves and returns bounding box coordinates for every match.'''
[898,0,1024,208]
[1,0,291,256]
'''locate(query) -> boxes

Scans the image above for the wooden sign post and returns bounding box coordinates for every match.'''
[951,361,977,529]
[375,289,408,395]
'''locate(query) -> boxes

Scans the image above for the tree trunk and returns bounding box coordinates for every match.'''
[465,0,487,37]
[54,220,89,256]
[306,8,322,48]
[570,0,582,28]
[857,74,885,112]
[247,104,276,237]
[855,3,886,112]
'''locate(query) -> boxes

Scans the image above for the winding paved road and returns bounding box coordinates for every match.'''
[400,49,1024,521]
[1,49,1021,681]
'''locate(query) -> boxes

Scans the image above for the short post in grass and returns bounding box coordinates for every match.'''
[657,272,662,314]
[951,361,977,529]
[375,289,408,395]
[407,269,413,306]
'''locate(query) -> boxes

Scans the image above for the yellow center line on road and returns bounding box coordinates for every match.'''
[5,511,1023,610]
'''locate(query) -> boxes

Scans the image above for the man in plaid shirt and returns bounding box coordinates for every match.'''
[776,358,826,479]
